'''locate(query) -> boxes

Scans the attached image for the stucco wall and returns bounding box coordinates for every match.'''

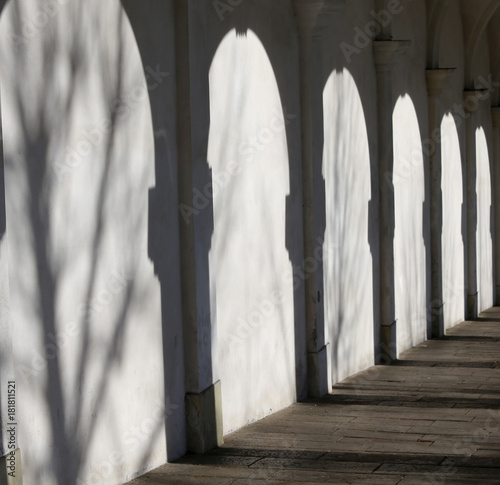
[313,0,379,385]
[0,0,184,483]
[391,0,431,354]
[188,0,306,435]
[473,34,495,314]
[437,1,467,331]
[0,0,498,483]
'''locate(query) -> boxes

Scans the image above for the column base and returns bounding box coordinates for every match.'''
[496,286,500,306]
[185,381,223,454]
[378,321,397,364]
[307,344,329,397]
[0,449,22,485]
[467,293,478,321]
[431,301,445,338]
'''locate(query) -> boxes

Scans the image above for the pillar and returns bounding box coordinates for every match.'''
[463,89,489,320]
[174,0,223,453]
[292,0,344,397]
[491,107,500,304]
[425,68,457,337]
[373,40,410,362]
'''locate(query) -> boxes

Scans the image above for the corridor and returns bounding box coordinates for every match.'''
[127,309,500,484]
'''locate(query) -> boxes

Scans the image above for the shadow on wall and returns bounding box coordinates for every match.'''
[476,127,494,313]
[312,0,431,370]
[0,0,183,483]
[321,67,375,385]
[440,113,465,330]
[392,94,427,353]
[207,27,296,433]
[121,0,186,464]
[0,71,7,475]
[309,8,380,387]
[187,0,307,435]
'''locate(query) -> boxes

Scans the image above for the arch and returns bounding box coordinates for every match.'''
[426,0,454,68]
[184,0,307,403]
[463,1,500,85]
[393,95,427,355]
[0,1,180,483]
[488,9,500,106]
[207,28,296,434]
[440,113,465,329]
[322,67,374,385]
[476,127,494,312]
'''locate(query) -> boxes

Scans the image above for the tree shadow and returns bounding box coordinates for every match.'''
[122,0,186,464]
[0,0,183,483]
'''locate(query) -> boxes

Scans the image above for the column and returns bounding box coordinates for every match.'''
[463,89,488,320]
[292,0,344,397]
[174,0,222,453]
[373,40,410,362]
[491,107,500,304]
[426,68,457,337]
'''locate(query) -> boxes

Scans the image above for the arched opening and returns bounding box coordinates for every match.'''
[393,94,427,354]
[208,28,295,434]
[476,127,494,312]
[441,113,465,329]
[0,0,173,483]
[322,67,374,385]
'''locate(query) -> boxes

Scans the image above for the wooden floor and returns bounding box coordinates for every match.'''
[126,309,500,485]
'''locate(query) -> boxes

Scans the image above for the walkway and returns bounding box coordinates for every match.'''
[127,309,500,484]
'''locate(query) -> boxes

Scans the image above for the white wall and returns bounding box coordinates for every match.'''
[476,127,494,312]
[208,28,296,434]
[441,114,465,330]
[470,33,495,314]
[393,95,427,353]
[437,0,467,331]
[0,0,183,483]
[322,68,374,384]
[312,0,379,386]
[0,0,498,482]
[391,0,430,354]
[0,227,14,458]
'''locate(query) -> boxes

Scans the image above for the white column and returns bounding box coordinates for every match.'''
[292,0,344,397]
[373,40,410,362]
[463,89,488,319]
[174,0,222,453]
[491,107,500,304]
[426,68,457,337]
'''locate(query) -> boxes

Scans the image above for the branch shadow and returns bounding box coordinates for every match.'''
[0,0,183,483]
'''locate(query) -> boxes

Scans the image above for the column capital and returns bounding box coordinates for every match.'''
[463,89,489,114]
[425,68,457,97]
[373,40,411,72]
[492,107,500,127]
